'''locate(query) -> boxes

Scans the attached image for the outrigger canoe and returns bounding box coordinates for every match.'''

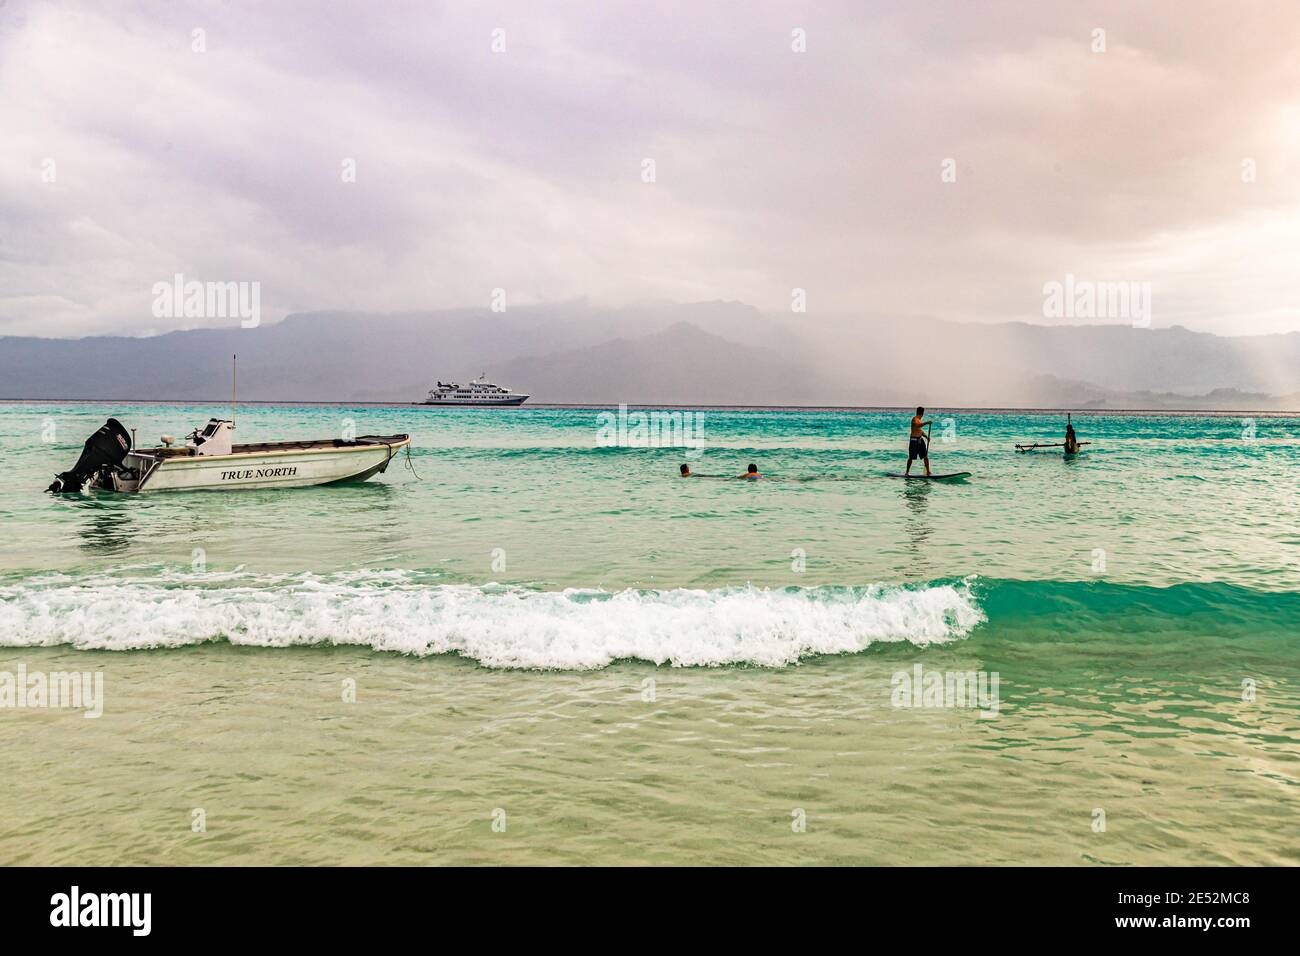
[1015,442,1090,453]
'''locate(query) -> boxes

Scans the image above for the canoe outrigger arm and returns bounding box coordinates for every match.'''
[1015,442,1092,452]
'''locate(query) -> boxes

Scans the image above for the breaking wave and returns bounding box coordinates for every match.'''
[0,570,983,669]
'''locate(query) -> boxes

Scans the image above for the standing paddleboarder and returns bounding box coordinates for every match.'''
[905,406,932,477]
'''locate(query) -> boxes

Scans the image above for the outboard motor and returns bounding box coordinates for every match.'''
[47,418,132,493]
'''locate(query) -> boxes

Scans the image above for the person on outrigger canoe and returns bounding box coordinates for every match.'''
[1064,414,1080,454]
[905,406,932,477]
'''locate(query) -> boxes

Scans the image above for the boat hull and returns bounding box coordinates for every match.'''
[106,436,410,492]
[417,396,528,406]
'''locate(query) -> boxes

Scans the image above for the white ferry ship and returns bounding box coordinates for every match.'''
[419,374,529,406]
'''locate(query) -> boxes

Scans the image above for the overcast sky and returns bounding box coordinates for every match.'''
[2,0,1299,338]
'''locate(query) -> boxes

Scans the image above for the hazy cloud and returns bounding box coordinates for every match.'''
[1,0,1299,337]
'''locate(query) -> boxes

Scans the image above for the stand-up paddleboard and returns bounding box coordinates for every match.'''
[888,471,971,481]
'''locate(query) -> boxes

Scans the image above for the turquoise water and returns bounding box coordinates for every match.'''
[8,404,1300,592]
[1,403,1297,864]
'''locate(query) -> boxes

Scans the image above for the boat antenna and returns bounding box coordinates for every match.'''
[232,354,237,430]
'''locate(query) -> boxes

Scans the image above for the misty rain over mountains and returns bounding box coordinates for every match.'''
[4,300,1300,408]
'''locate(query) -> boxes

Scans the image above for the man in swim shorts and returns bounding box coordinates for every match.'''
[905,406,932,477]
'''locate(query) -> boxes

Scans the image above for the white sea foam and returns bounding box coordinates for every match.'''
[0,572,984,669]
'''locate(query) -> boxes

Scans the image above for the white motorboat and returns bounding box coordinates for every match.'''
[48,418,410,494]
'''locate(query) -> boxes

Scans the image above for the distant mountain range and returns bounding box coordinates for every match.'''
[3,301,1299,409]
